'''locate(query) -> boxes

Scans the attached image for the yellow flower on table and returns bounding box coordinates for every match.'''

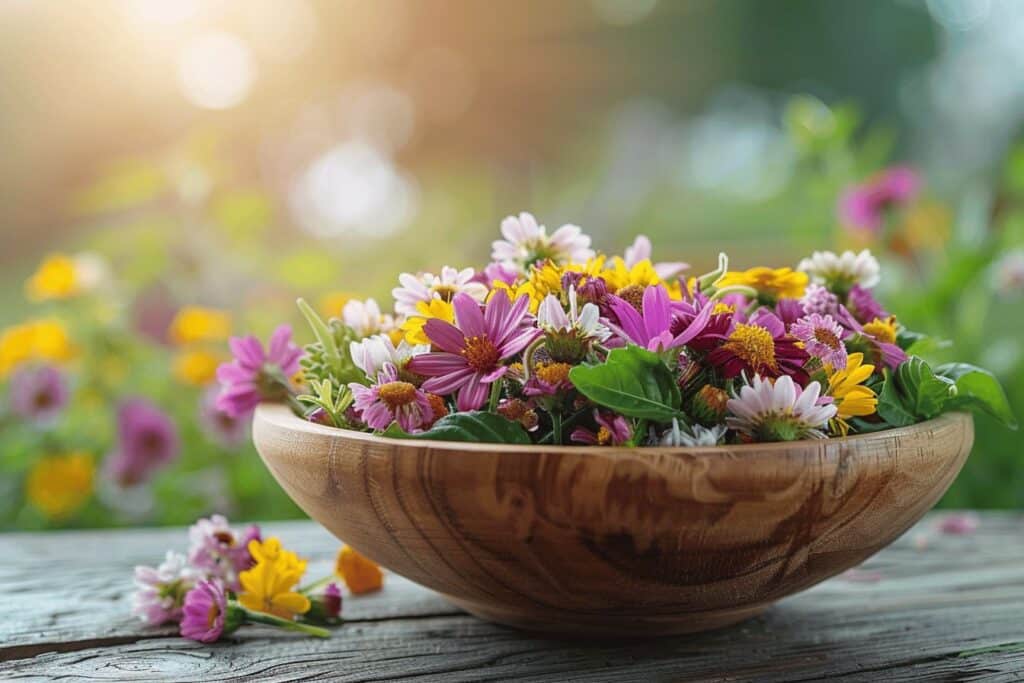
[0,319,75,378]
[26,452,94,520]
[401,298,455,346]
[716,267,808,301]
[335,545,383,595]
[168,306,232,346]
[172,348,223,386]
[238,537,311,619]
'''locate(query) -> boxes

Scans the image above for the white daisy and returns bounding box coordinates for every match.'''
[726,375,837,442]
[536,287,609,363]
[660,419,727,447]
[391,266,488,316]
[349,334,430,379]
[491,211,595,272]
[797,249,881,290]
[342,298,397,338]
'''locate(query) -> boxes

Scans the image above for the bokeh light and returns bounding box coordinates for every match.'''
[177,31,255,110]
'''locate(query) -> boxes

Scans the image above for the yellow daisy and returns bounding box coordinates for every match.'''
[827,352,878,435]
[238,537,311,619]
[401,298,454,345]
[716,267,808,300]
[26,452,94,520]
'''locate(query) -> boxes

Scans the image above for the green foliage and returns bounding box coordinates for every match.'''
[384,411,531,444]
[568,346,681,421]
[937,363,1018,430]
[878,357,957,426]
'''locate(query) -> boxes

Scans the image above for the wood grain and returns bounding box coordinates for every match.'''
[252,405,974,636]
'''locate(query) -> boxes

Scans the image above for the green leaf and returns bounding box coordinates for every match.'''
[937,363,1018,430]
[568,345,681,421]
[383,411,531,444]
[877,357,956,426]
[877,370,917,427]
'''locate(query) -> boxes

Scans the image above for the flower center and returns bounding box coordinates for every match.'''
[862,316,897,344]
[812,327,841,350]
[378,381,418,410]
[725,324,778,372]
[596,426,613,445]
[712,302,735,315]
[432,284,459,302]
[616,284,645,311]
[462,335,500,372]
[535,362,571,386]
[206,602,221,628]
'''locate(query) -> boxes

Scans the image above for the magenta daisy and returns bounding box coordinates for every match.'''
[571,410,632,446]
[706,309,809,383]
[407,290,540,411]
[180,579,233,643]
[790,313,848,369]
[838,166,920,233]
[216,324,303,418]
[349,362,433,432]
[606,284,713,352]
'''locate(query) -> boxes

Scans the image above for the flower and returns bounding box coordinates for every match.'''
[188,514,261,591]
[104,399,180,487]
[335,545,384,594]
[400,298,455,346]
[8,364,69,426]
[349,334,429,380]
[239,537,311,619]
[407,290,540,411]
[715,267,808,301]
[392,267,488,316]
[623,235,688,281]
[132,551,196,625]
[606,284,713,352]
[349,362,434,432]
[839,166,921,233]
[571,410,632,445]
[198,387,250,448]
[492,212,594,271]
[707,310,809,382]
[726,375,837,442]
[800,283,839,316]
[216,324,304,418]
[180,579,234,643]
[173,348,222,386]
[523,361,573,397]
[318,291,357,318]
[790,313,848,369]
[323,583,343,618]
[937,513,979,535]
[690,384,729,425]
[992,249,1024,296]
[846,285,888,324]
[798,249,880,293]
[660,420,727,447]
[24,252,107,302]
[169,306,232,346]
[0,319,75,378]
[826,352,878,428]
[536,287,610,362]
[26,452,94,519]
[342,298,396,338]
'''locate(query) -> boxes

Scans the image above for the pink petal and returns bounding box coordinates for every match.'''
[422,369,475,395]
[498,328,541,358]
[484,288,511,338]
[229,336,265,369]
[453,292,486,338]
[456,378,489,411]
[267,325,293,364]
[670,296,714,346]
[480,366,508,383]
[608,295,647,346]
[422,319,466,354]
[408,352,468,375]
[642,285,671,341]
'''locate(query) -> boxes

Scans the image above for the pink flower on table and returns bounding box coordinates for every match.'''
[571,410,632,446]
[407,290,540,411]
[104,398,180,487]
[8,364,69,426]
[606,284,713,352]
[937,513,979,535]
[790,313,848,369]
[216,325,303,419]
[132,551,196,625]
[188,514,261,591]
[838,166,921,233]
[180,579,231,643]
[349,362,434,432]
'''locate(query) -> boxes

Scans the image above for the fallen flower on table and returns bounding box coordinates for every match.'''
[335,545,384,594]
[237,537,311,619]
[937,513,979,535]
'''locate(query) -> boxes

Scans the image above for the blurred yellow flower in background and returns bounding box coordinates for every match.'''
[173,349,222,386]
[238,537,311,619]
[401,298,454,345]
[26,452,94,520]
[25,254,78,301]
[0,319,75,377]
[335,545,383,594]
[169,306,232,346]
[717,267,808,300]
[318,291,357,319]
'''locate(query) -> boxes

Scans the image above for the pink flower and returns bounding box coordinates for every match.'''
[8,364,69,426]
[838,166,921,233]
[323,583,342,619]
[606,284,713,352]
[800,283,839,316]
[706,309,810,384]
[198,387,249,448]
[132,551,195,625]
[407,290,540,411]
[847,284,888,324]
[188,514,261,591]
[216,324,303,418]
[104,398,180,487]
[180,580,230,643]
[349,362,434,432]
[937,513,979,535]
[571,410,632,446]
[790,313,848,368]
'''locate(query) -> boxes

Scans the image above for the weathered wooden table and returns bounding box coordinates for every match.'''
[2,512,1022,682]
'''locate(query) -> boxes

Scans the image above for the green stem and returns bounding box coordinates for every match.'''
[299,575,334,594]
[487,379,503,413]
[241,607,331,638]
[552,411,563,445]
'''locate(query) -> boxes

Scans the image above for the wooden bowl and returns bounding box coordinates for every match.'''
[253,404,973,637]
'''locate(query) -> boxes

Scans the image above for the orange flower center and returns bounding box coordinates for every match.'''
[813,327,841,350]
[378,381,418,409]
[462,335,500,372]
[725,324,778,372]
[535,362,571,386]
[616,284,645,311]
[863,316,897,344]
[596,426,613,445]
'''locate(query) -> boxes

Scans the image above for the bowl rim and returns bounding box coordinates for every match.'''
[255,402,971,456]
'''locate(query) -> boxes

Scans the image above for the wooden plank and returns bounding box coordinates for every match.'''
[1,513,1022,681]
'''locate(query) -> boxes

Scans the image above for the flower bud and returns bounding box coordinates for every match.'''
[691,385,728,425]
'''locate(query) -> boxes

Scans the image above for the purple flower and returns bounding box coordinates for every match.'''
[800,283,839,316]
[8,365,69,426]
[790,313,848,369]
[571,410,632,446]
[706,309,810,384]
[479,261,519,287]
[606,284,713,352]
[188,514,261,591]
[349,362,433,432]
[216,325,303,419]
[407,290,540,411]
[937,513,979,535]
[835,307,906,370]
[846,284,888,324]
[198,387,249,448]
[105,399,180,487]
[838,166,921,233]
[324,582,342,619]
[180,579,230,643]
[132,551,196,625]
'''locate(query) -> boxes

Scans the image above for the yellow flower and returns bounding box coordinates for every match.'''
[335,545,383,594]
[238,537,311,619]
[0,319,75,378]
[490,260,568,313]
[601,257,660,292]
[717,267,808,300]
[172,348,222,386]
[26,453,94,520]
[862,316,898,345]
[828,353,878,435]
[318,291,358,319]
[168,306,231,346]
[25,254,79,301]
[401,298,454,345]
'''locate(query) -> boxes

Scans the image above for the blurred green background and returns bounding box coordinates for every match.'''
[2,0,1022,529]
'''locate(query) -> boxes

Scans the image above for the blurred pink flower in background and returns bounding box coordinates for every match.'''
[105,398,181,487]
[838,166,921,232]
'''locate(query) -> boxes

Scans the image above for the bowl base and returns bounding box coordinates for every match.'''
[443,595,769,638]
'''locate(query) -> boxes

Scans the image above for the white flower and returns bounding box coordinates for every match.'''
[536,287,610,343]
[350,334,429,379]
[131,551,196,625]
[343,298,397,338]
[660,419,727,447]
[797,249,880,290]
[726,375,837,442]
[623,235,689,281]
[391,266,488,316]
[491,211,594,272]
